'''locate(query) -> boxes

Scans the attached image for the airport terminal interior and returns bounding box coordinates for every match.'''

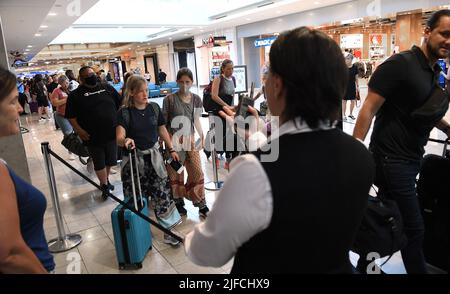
[0,0,449,275]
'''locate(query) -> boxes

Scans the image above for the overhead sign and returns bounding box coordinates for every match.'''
[254,37,277,48]
[340,34,363,49]
[233,65,248,94]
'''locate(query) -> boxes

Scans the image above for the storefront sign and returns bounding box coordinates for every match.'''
[254,37,277,48]
[233,65,248,94]
[340,34,363,49]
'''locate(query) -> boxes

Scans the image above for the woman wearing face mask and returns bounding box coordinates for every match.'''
[0,66,55,273]
[51,75,75,160]
[163,68,210,218]
[116,75,182,246]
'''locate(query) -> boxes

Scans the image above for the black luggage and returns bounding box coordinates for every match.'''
[417,138,450,272]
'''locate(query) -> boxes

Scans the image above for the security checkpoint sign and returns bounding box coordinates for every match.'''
[254,37,277,48]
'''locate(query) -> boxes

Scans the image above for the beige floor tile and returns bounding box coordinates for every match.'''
[83,249,120,274]
[159,246,190,267]
[76,225,108,244]
[67,217,100,233]
[78,237,114,260]
[131,250,174,274]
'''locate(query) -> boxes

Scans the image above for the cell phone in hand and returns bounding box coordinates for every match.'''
[167,157,184,174]
[236,82,255,119]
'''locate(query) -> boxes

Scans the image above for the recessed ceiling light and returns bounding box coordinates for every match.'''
[246,18,251,21]
[200,29,204,32]
[169,37,172,40]
[35,33,42,37]
[48,12,57,16]
[27,45,33,48]
[128,48,131,50]
[40,25,48,28]
[276,10,282,14]
[314,1,321,4]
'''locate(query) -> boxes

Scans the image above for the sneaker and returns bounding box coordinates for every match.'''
[68,153,76,161]
[343,116,348,121]
[163,234,181,246]
[348,114,356,120]
[176,203,187,216]
[199,206,210,218]
[101,184,110,201]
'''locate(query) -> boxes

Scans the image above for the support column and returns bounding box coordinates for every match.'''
[0,16,31,183]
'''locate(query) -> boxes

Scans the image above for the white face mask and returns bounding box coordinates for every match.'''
[178,84,191,93]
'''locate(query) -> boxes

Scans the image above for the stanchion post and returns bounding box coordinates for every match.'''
[41,142,82,253]
[205,112,224,191]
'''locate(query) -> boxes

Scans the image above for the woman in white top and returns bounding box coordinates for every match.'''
[184,27,375,274]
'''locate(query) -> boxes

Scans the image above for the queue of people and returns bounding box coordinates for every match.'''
[1,9,449,275]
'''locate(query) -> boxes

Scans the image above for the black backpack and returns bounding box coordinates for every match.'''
[203,76,236,113]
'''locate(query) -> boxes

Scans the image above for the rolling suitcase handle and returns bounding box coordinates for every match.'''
[428,138,449,157]
[128,148,144,210]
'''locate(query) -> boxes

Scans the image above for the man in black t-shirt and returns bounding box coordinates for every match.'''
[65,66,122,200]
[354,10,450,274]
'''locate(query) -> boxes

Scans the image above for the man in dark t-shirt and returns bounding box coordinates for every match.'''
[354,10,450,274]
[65,66,122,200]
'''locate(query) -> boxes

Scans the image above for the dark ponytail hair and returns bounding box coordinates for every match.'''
[220,59,234,74]
[176,67,194,81]
[269,27,347,128]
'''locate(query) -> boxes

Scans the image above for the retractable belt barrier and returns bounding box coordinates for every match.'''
[41,142,184,245]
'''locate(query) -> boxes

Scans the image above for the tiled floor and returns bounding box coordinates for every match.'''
[18,85,448,274]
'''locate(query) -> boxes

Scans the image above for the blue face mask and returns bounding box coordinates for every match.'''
[178,84,191,93]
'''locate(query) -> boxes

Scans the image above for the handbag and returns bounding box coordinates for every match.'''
[410,83,449,126]
[352,187,408,265]
[61,132,90,157]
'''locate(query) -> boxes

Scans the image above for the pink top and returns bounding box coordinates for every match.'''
[52,88,68,116]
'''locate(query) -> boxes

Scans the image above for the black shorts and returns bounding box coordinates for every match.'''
[87,140,118,171]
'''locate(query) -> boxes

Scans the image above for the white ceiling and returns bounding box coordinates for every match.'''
[51,0,351,45]
[3,0,352,66]
[0,0,98,61]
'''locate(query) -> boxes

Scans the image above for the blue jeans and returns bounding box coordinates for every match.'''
[358,154,427,274]
[54,113,73,136]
